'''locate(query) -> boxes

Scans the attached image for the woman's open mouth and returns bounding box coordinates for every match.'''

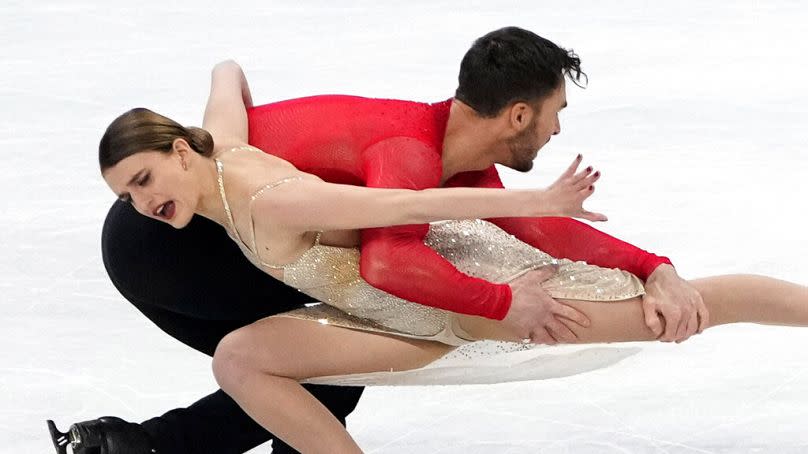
[154,201,176,220]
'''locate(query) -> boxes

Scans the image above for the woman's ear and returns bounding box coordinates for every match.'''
[172,138,191,170]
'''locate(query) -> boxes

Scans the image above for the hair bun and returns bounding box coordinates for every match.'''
[186,126,214,157]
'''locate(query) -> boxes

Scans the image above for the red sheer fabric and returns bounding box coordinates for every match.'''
[357,137,512,320]
[247,95,670,320]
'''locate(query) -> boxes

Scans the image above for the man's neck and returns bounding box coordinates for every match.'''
[441,100,506,183]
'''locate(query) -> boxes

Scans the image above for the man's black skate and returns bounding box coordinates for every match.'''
[46,417,156,454]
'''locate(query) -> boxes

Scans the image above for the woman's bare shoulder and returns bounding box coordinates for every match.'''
[216,144,316,196]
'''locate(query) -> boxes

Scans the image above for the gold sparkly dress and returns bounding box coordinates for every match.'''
[216,153,646,386]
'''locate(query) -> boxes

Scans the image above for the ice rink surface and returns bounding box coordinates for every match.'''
[3,1,808,452]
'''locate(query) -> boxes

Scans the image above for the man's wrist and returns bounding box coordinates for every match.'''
[648,263,677,280]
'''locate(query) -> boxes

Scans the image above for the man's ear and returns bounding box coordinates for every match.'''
[508,102,534,132]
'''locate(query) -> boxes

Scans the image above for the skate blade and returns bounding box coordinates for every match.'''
[46,420,70,454]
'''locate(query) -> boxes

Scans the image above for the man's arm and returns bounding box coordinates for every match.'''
[357,137,513,320]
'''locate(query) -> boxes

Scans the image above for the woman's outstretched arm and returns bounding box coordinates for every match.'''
[253,154,603,233]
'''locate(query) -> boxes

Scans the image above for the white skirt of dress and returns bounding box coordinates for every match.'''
[300,336,641,386]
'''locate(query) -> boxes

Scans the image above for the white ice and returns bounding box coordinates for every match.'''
[2,1,808,452]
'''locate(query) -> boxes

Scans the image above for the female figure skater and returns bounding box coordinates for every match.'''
[98,106,808,453]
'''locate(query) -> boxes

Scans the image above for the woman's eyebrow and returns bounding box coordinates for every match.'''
[117,169,146,198]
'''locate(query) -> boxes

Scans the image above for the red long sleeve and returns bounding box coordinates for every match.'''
[358,138,513,320]
[445,166,672,280]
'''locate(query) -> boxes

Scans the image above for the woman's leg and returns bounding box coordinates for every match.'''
[212,317,453,454]
[212,274,807,452]
[459,274,808,343]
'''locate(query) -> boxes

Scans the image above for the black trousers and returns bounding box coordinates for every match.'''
[101,200,364,453]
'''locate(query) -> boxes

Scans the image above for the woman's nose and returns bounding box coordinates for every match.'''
[130,192,151,216]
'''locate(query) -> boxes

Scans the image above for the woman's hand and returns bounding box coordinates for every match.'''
[541,154,607,222]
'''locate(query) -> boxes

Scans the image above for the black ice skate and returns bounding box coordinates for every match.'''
[46,417,156,454]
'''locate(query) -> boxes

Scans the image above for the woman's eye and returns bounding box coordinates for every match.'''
[138,174,151,186]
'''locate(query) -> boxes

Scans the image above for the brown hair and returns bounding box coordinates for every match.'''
[99,108,214,172]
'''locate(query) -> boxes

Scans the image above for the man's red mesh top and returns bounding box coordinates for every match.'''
[247,95,671,320]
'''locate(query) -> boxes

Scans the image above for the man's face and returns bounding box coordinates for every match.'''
[506,78,567,172]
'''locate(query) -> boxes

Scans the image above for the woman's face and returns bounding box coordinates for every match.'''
[103,149,197,228]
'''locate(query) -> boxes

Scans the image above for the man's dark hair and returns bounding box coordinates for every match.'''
[455,27,586,117]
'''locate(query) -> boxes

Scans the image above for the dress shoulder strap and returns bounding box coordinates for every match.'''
[249,177,304,203]
[215,153,320,269]
[244,177,306,269]
[216,144,263,158]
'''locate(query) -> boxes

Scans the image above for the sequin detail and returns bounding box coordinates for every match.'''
[424,220,645,302]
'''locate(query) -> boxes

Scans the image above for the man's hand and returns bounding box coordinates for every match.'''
[502,267,591,344]
[642,264,709,343]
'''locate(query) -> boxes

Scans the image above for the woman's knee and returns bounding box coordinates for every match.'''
[212,324,274,392]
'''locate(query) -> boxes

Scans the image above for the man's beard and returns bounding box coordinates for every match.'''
[506,127,540,172]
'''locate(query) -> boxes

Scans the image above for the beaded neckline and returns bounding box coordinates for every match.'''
[213,146,321,269]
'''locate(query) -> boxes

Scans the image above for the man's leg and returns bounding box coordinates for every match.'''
[141,389,362,454]
[52,201,363,454]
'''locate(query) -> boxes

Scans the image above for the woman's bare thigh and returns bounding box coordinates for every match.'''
[456,296,659,344]
[231,316,454,379]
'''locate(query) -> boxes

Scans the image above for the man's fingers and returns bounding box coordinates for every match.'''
[675,306,697,342]
[531,328,557,345]
[513,267,554,287]
[552,302,591,327]
[547,318,578,343]
[531,265,559,282]
[643,301,664,337]
[662,309,682,342]
[697,301,710,334]
[675,312,696,343]
[687,310,698,337]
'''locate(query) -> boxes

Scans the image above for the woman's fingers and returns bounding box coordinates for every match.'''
[557,155,606,223]
[571,165,593,185]
[579,182,596,198]
[562,154,584,179]
[580,210,608,222]
[573,169,600,190]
